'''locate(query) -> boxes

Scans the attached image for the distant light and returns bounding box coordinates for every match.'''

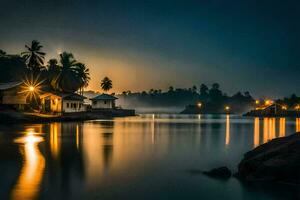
[197,102,202,108]
[282,105,287,110]
[255,100,260,104]
[265,100,273,105]
[29,86,35,92]
[225,106,230,111]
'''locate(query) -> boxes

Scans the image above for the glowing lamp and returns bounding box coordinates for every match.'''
[255,100,259,104]
[29,86,35,92]
[225,106,230,111]
[197,102,202,108]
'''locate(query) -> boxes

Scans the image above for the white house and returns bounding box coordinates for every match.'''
[40,92,87,113]
[90,94,117,109]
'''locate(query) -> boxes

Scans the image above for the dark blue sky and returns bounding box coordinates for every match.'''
[0,0,299,97]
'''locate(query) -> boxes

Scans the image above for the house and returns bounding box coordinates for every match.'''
[0,81,27,110]
[257,103,288,115]
[40,92,87,113]
[90,94,117,109]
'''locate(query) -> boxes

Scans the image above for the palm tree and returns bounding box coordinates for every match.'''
[100,77,112,93]
[47,59,61,90]
[76,63,90,95]
[47,52,90,93]
[21,40,45,72]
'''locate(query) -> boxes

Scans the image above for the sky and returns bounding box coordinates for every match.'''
[0,0,299,97]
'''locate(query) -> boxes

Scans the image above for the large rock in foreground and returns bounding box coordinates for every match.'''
[236,133,300,184]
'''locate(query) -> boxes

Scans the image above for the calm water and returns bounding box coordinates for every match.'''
[0,114,300,200]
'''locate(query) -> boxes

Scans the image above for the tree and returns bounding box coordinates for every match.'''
[100,77,112,93]
[76,63,90,95]
[212,83,220,90]
[192,85,197,93]
[0,54,27,82]
[0,50,6,56]
[168,86,174,92]
[209,83,223,102]
[21,40,45,72]
[47,59,60,90]
[199,84,208,96]
[47,52,90,93]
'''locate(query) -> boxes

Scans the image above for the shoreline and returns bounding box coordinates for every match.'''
[0,109,136,124]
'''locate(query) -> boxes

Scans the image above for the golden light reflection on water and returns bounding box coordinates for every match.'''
[279,118,286,137]
[225,115,230,146]
[264,118,275,142]
[11,129,45,200]
[268,118,276,140]
[296,118,300,132]
[50,123,60,159]
[76,124,80,150]
[151,115,155,144]
[254,118,260,148]
[260,118,286,145]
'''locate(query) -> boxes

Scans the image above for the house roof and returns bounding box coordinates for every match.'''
[0,81,23,90]
[40,91,86,101]
[90,94,118,100]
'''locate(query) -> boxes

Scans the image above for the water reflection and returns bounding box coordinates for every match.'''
[11,129,45,200]
[225,115,230,146]
[1,115,299,200]
[296,118,300,132]
[279,118,286,137]
[50,123,60,159]
[254,118,260,147]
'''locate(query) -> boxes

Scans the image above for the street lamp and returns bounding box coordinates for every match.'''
[197,102,202,108]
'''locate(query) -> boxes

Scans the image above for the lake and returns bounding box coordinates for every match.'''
[0,114,299,200]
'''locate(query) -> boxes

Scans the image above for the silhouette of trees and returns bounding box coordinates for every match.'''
[21,40,46,72]
[0,53,27,82]
[118,83,255,113]
[199,84,208,96]
[46,52,90,93]
[101,77,113,93]
[0,50,6,56]
[276,94,300,107]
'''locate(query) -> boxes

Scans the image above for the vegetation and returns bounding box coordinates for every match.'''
[118,84,254,113]
[100,77,113,93]
[21,40,46,72]
[0,52,27,82]
[0,40,90,94]
[47,52,90,93]
[276,94,300,108]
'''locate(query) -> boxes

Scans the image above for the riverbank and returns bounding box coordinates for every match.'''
[0,109,135,124]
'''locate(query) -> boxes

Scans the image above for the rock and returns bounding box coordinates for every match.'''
[236,133,300,184]
[203,166,231,179]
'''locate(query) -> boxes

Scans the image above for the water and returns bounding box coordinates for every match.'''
[0,114,300,200]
